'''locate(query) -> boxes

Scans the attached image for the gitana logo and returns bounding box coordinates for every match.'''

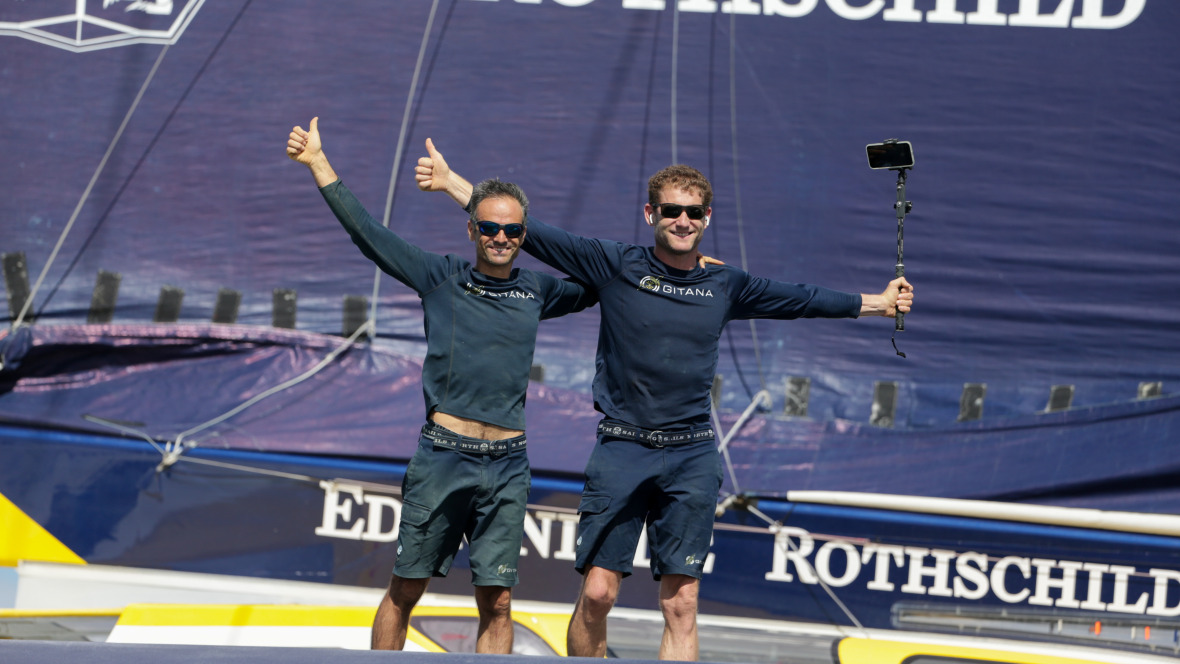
[638,276,714,299]
[463,283,486,297]
[497,564,517,575]
[0,0,206,53]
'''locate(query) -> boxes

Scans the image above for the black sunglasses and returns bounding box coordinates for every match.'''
[475,221,525,239]
[654,203,707,220]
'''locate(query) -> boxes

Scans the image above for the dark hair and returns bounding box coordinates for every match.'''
[469,178,529,222]
[647,164,712,208]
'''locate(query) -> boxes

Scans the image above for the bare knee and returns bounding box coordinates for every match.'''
[658,575,700,624]
[578,568,621,619]
[387,575,429,612]
[474,585,513,621]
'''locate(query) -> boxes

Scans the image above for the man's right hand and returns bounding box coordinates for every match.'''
[415,138,451,192]
[287,116,322,166]
[415,138,473,209]
[287,116,337,187]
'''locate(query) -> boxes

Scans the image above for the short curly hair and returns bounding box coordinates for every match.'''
[647,164,712,208]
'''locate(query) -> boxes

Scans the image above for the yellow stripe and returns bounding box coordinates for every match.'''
[837,637,1108,664]
[408,625,447,653]
[0,608,121,618]
[0,491,85,567]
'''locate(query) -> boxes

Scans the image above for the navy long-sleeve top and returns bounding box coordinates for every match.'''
[521,216,860,430]
[320,180,595,430]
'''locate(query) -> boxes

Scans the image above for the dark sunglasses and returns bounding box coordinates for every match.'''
[475,221,525,239]
[654,203,707,220]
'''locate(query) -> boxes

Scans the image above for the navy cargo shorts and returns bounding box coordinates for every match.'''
[573,429,722,580]
[393,422,530,587]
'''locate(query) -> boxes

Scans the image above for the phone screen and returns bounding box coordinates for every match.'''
[866,142,914,170]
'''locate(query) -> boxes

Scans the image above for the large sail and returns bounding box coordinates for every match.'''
[3,1,1179,509]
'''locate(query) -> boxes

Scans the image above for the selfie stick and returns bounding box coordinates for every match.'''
[892,167,911,357]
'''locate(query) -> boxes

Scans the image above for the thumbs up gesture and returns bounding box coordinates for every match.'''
[415,138,452,193]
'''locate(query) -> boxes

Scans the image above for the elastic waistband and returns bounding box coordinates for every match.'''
[596,421,715,447]
[421,422,527,455]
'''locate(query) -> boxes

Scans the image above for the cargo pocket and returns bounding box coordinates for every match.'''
[400,500,431,528]
[394,499,432,568]
[578,492,611,516]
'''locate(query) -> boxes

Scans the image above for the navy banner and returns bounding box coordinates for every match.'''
[2,2,1179,517]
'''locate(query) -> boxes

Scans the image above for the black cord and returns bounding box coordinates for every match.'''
[388,0,459,217]
[37,0,259,318]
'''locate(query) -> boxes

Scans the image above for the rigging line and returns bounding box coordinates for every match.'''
[84,413,170,456]
[718,493,866,631]
[711,491,866,632]
[709,393,863,631]
[704,16,755,403]
[370,0,443,328]
[403,0,459,187]
[724,322,756,398]
[716,389,770,459]
[727,10,767,392]
[84,415,370,485]
[33,0,258,320]
[670,0,680,164]
[711,388,772,497]
[160,455,326,484]
[634,12,663,246]
[753,502,865,631]
[710,399,743,495]
[9,44,171,332]
[705,12,716,186]
[713,23,853,629]
[166,319,375,461]
[726,11,749,273]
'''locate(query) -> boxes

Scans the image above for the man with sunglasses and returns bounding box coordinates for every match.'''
[416,140,913,661]
[287,118,595,654]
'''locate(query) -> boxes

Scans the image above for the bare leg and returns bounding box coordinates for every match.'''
[567,566,622,658]
[473,585,514,654]
[657,574,700,661]
[371,574,429,650]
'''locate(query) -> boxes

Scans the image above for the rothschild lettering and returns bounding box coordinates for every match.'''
[316,483,1180,618]
[765,526,1180,617]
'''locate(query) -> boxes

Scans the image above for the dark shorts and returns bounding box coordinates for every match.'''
[393,423,530,587]
[574,432,722,580]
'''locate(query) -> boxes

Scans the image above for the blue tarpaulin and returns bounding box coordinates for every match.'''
[2,0,1179,511]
